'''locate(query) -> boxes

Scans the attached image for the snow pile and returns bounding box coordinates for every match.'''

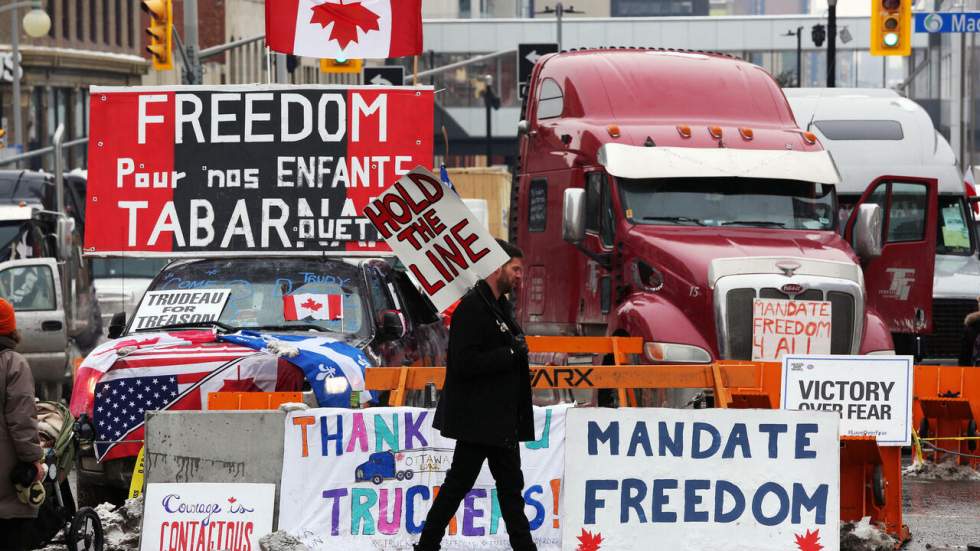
[95,495,144,551]
[839,517,899,551]
[259,531,310,551]
[903,456,980,481]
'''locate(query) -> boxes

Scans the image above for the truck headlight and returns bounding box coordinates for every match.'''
[644,342,711,364]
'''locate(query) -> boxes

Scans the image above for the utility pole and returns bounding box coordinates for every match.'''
[184,0,202,84]
[827,0,837,87]
[784,27,803,87]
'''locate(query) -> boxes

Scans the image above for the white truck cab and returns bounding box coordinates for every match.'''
[786,88,979,364]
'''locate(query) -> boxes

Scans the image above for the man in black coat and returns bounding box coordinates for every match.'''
[417,240,536,551]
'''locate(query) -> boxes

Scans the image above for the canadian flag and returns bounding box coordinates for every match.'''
[266,0,423,59]
[283,294,343,321]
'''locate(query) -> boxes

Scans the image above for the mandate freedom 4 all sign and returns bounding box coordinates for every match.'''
[85,85,433,256]
[278,406,566,550]
[131,289,231,331]
[365,166,509,311]
[780,355,914,446]
[563,408,840,551]
[752,298,832,361]
[141,482,275,551]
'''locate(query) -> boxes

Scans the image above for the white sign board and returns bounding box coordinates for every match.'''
[364,166,509,312]
[781,355,914,446]
[132,289,231,331]
[140,482,275,551]
[752,298,832,361]
[279,406,566,550]
[563,408,840,551]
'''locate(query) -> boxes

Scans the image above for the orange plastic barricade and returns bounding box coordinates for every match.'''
[207,392,303,411]
[912,364,980,468]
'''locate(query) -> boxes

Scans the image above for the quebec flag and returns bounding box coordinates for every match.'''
[220,331,374,408]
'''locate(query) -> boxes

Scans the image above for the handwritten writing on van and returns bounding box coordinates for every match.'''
[752,299,831,361]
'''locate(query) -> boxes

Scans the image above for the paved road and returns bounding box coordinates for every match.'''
[903,478,980,550]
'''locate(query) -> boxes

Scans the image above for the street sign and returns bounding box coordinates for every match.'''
[517,43,558,97]
[914,11,980,33]
[362,66,405,87]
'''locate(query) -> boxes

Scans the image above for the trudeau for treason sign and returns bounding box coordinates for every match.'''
[84,85,433,256]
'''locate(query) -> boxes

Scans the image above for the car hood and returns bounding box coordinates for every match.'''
[933,254,980,300]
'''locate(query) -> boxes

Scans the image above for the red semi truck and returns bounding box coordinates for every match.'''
[512,49,938,398]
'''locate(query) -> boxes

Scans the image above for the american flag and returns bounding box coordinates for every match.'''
[93,344,266,461]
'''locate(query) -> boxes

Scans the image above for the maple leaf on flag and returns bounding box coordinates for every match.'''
[310,0,381,49]
[302,298,323,311]
[228,497,237,504]
[576,529,603,551]
[794,529,824,551]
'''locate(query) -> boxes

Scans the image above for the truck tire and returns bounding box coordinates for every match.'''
[371,475,383,485]
[404,470,414,480]
[395,471,405,481]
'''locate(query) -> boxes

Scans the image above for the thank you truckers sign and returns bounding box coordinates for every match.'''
[781,355,914,446]
[562,408,840,551]
[365,166,509,311]
[84,85,433,256]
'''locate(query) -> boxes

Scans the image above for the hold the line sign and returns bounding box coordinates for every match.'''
[780,355,914,446]
[364,166,509,312]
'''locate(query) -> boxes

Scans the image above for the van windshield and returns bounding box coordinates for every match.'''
[619,177,837,231]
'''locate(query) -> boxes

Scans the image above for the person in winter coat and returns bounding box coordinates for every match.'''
[0,298,45,549]
[960,297,980,366]
[417,240,536,551]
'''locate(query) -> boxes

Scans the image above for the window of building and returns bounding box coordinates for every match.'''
[115,0,122,46]
[103,0,111,45]
[612,0,708,16]
[90,0,97,42]
[62,0,70,39]
[125,0,133,48]
[76,0,84,41]
[536,78,563,120]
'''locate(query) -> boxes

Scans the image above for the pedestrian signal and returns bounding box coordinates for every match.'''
[320,58,363,74]
[871,0,911,56]
[142,0,173,70]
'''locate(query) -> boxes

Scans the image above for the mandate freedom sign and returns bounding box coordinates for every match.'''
[562,408,840,551]
[780,355,914,446]
[364,167,510,311]
[141,482,275,551]
[131,289,231,331]
[278,406,566,550]
[85,85,433,256]
[752,298,832,361]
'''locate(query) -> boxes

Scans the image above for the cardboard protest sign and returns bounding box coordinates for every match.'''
[781,355,914,445]
[85,85,433,256]
[140,482,275,551]
[131,289,230,331]
[364,167,510,311]
[563,408,839,551]
[752,298,832,361]
[278,406,567,550]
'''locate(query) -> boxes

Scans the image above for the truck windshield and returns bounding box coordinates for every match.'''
[619,177,837,231]
[135,258,370,338]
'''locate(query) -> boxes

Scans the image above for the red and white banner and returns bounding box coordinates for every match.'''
[84,85,433,257]
[266,0,423,59]
[283,293,342,321]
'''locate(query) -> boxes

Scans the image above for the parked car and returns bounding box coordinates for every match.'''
[71,255,448,505]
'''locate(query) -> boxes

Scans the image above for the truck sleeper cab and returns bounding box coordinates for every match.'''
[513,50,937,401]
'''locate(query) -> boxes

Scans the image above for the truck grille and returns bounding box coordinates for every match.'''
[725,288,856,360]
[921,298,977,360]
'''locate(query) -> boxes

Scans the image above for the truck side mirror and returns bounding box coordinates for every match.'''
[853,204,883,259]
[55,216,75,261]
[517,119,530,136]
[108,311,126,339]
[562,188,586,244]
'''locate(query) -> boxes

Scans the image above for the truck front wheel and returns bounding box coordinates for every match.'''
[371,475,383,485]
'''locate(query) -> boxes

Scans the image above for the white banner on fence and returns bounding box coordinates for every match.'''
[364,166,510,312]
[140,482,276,551]
[279,406,567,550]
[781,355,914,446]
[562,408,840,551]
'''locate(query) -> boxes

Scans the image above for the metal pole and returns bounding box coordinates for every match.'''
[556,2,563,50]
[11,9,21,157]
[52,124,63,214]
[184,0,202,84]
[830,6,839,86]
[276,53,287,83]
[796,26,802,88]
[485,96,492,163]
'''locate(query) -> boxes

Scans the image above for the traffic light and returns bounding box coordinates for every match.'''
[320,58,363,74]
[871,0,911,56]
[811,24,826,47]
[142,0,173,70]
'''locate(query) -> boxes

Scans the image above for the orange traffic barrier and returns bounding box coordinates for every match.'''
[911,364,980,468]
[207,391,303,410]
